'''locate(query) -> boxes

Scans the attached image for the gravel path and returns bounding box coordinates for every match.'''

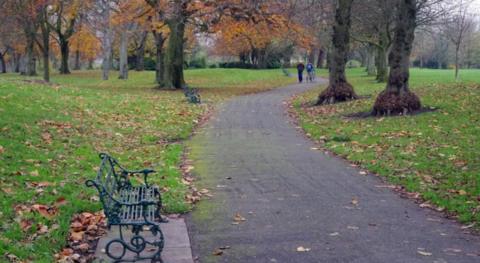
[186,80,480,263]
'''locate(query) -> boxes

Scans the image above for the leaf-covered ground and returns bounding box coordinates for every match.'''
[293,68,480,225]
[0,69,293,261]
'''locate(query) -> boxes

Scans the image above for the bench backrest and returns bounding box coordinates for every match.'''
[86,153,127,224]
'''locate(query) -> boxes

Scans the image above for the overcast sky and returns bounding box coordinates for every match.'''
[472,0,480,13]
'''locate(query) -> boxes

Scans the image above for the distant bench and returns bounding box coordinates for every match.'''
[86,153,165,262]
[183,85,201,104]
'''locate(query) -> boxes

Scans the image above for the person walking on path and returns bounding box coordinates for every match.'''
[297,62,305,83]
[306,62,315,82]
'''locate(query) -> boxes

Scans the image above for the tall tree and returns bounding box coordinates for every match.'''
[317,0,358,105]
[132,30,149,71]
[48,0,81,74]
[37,1,51,82]
[442,0,475,80]
[97,0,113,80]
[372,0,421,115]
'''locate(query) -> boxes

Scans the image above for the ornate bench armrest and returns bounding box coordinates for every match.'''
[124,169,156,187]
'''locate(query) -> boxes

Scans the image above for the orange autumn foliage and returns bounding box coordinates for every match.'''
[70,27,101,60]
[213,11,313,58]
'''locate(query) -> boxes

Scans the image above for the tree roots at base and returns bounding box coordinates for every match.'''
[316,82,358,105]
[372,90,421,116]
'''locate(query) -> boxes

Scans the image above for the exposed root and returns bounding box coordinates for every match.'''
[372,90,421,116]
[316,82,358,105]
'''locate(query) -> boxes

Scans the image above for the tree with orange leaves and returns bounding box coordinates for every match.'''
[70,26,101,70]
[212,2,313,68]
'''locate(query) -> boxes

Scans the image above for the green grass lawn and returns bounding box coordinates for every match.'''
[0,68,293,261]
[294,68,480,224]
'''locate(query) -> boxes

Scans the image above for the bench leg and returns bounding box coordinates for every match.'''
[104,225,164,262]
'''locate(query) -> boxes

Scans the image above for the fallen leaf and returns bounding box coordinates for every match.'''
[461,223,475,229]
[77,243,89,252]
[184,165,195,173]
[55,197,68,206]
[5,253,20,262]
[37,224,49,234]
[31,204,58,219]
[71,221,84,232]
[296,246,311,252]
[61,248,74,256]
[443,248,462,253]
[417,250,432,256]
[20,219,33,231]
[233,213,246,223]
[70,231,84,241]
[212,249,223,256]
[218,246,231,250]
[41,132,52,144]
[0,145,4,154]
[30,170,40,177]
[458,190,467,196]
[329,232,340,236]
[351,197,359,206]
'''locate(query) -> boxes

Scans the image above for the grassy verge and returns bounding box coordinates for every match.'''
[293,68,480,224]
[0,68,292,261]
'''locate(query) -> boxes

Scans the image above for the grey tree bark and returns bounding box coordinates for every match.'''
[118,28,129,79]
[366,44,376,76]
[39,6,50,82]
[164,15,186,89]
[24,26,37,76]
[74,50,81,70]
[375,31,389,82]
[153,32,166,86]
[136,31,148,71]
[317,48,325,68]
[101,1,112,81]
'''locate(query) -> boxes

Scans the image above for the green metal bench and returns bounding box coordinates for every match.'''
[86,153,165,262]
[183,85,201,104]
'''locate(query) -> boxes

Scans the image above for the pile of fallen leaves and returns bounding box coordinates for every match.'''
[55,212,107,263]
[181,158,213,205]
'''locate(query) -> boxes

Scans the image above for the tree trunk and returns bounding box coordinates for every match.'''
[308,47,316,64]
[454,45,460,81]
[317,48,325,68]
[375,30,389,82]
[59,38,70,74]
[373,0,421,115]
[136,31,148,71]
[74,49,81,70]
[164,17,186,89]
[41,27,50,82]
[0,53,6,73]
[317,0,358,105]
[39,6,50,82]
[154,32,166,85]
[366,44,376,76]
[88,59,93,70]
[24,31,37,76]
[101,4,112,80]
[13,53,21,73]
[118,29,128,80]
[375,46,388,82]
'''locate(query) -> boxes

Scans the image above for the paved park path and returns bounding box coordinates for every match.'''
[186,80,480,263]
